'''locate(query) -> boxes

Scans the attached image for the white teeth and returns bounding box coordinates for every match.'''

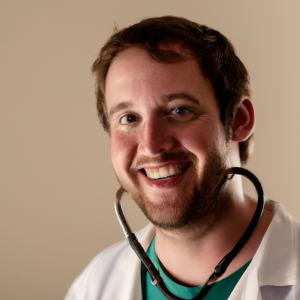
[169,165,175,176]
[153,170,160,179]
[159,168,169,178]
[143,163,188,180]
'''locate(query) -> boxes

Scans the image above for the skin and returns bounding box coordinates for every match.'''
[106,47,273,287]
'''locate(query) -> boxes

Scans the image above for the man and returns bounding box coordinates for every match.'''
[65,16,300,300]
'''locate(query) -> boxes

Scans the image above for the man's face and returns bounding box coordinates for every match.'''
[106,47,231,229]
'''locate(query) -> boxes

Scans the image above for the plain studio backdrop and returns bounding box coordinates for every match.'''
[1,1,299,299]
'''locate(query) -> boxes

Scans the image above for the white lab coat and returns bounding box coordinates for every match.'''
[65,200,300,300]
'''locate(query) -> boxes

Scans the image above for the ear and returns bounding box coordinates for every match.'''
[232,99,255,142]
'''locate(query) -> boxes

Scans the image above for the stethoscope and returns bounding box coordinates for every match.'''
[115,167,265,300]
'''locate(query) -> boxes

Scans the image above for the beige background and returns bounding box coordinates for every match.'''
[1,0,299,299]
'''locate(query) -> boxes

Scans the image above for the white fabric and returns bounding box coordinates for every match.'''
[65,200,300,300]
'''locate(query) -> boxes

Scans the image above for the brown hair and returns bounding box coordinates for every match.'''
[92,16,253,165]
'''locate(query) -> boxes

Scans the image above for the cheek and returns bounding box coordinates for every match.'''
[176,127,215,153]
[175,123,225,159]
[110,133,137,173]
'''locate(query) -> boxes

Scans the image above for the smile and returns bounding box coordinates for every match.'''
[140,163,190,181]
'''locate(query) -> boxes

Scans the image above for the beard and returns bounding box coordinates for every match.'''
[119,145,231,230]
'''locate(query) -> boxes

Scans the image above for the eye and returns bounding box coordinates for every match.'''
[171,107,191,116]
[120,114,138,124]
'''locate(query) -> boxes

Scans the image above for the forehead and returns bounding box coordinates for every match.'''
[105,47,218,114]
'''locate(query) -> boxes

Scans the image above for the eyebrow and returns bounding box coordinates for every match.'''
[161,92,200,105]
[108,92,200,118]
[108,101,133,118]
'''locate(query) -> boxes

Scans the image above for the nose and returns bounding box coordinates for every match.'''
[137,117,177,156]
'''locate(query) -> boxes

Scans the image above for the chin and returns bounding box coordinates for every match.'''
[132,187,199,230]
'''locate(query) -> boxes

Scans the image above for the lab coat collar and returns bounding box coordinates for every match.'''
[229,199,300,299]
[254,200,300,286]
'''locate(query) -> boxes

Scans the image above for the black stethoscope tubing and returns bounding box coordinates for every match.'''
[115,167,265,300]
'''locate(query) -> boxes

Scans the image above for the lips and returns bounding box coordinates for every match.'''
[140,162,190,181]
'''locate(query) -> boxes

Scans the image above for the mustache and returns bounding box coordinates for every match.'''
[130,150,198,172]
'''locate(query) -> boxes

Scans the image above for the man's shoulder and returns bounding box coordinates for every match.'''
[253,199,300,286]
[82,237,131,275]
[266,199,300,229]
[65,223,155,300]
[64,238,130,300]
[263,199,300,249]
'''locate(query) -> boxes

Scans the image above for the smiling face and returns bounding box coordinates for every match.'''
[106,47,232,229]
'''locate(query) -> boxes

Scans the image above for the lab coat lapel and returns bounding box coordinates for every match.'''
[122,224,156,300]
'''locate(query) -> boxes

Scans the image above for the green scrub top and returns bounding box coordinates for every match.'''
[141,236,251,300]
